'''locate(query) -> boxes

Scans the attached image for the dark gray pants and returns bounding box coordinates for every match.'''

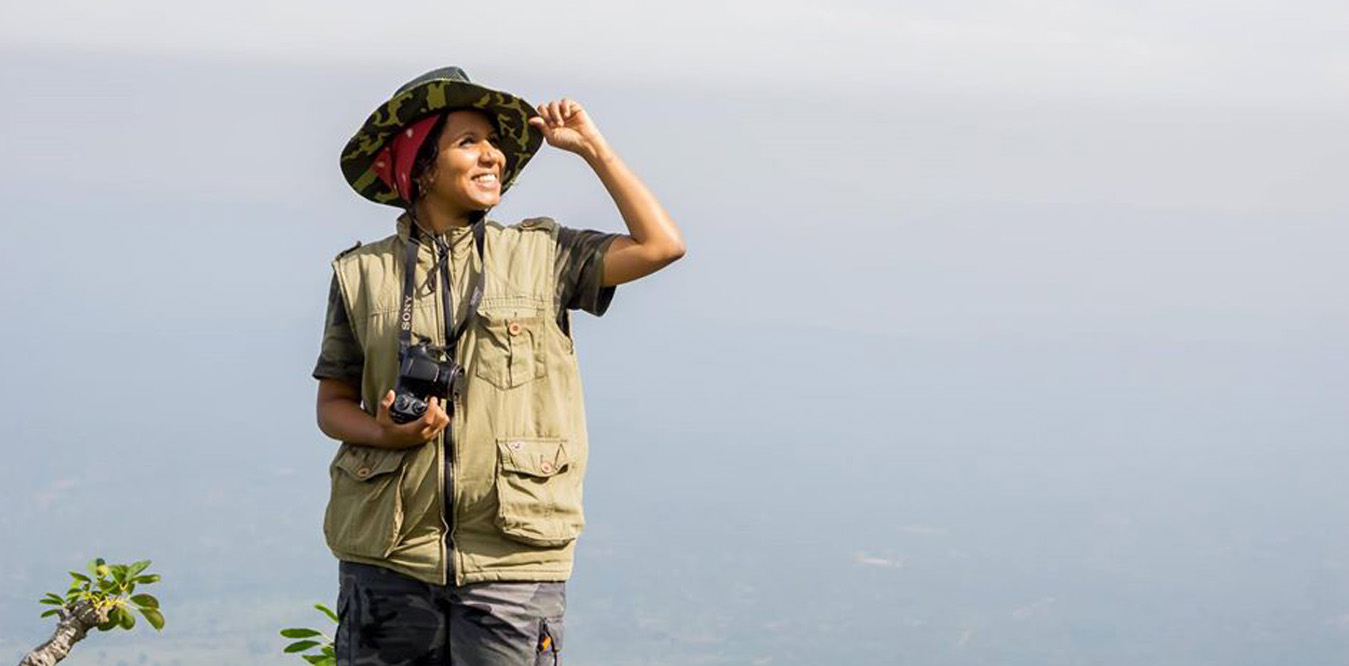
[336,561,565,666]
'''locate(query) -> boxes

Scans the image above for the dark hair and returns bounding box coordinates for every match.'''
[409,113,449,204]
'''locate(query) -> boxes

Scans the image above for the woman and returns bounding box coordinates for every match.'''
[312,66,684,665]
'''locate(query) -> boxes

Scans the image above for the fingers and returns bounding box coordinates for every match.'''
[427,397,449,427]
[534,98,581,128]
[377,393,451,448]
[376,390,395,418]
[432,398,450,429]
[529,105,555,138]
[415,397,450,440]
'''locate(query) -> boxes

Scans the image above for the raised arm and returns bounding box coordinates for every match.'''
[529,98,686,286]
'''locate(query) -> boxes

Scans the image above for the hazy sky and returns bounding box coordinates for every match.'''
[2,2,1347,665]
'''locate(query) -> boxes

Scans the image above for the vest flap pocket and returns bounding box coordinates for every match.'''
[474,304,548,390]
[334,446,406,481]
[478,295,550,319]
[497,438,570,477]
[495,437,584,547]
[324,445,407,560]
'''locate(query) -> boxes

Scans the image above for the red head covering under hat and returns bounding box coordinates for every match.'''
[370,114,443,206]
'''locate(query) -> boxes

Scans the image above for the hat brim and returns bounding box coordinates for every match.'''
[341,78,543,208]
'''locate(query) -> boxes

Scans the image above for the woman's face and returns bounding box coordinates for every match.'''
[422,110,506,212]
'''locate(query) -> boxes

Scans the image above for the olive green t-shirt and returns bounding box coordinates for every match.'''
[313,224,620,385]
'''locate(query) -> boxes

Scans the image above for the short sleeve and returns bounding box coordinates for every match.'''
[555,226,622,317]
[312,274,365,385]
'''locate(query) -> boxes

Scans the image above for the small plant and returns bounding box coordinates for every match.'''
[20,557,164,666]
[280,603,339,666]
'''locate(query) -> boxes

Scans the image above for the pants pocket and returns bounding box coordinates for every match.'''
[495,437,584,547]
[323,445,408,559]
[535,616,564,666]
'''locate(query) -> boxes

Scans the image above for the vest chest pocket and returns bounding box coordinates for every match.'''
[495,437,584,547]
[323,445,407,559]
[474,313,548,390]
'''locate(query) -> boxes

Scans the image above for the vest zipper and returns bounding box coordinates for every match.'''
[450,374,464,586]
[434,236,459,586]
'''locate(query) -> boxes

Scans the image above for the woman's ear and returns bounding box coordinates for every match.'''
[416,167,438,198]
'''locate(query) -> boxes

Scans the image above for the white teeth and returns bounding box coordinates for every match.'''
[472,173,498,183]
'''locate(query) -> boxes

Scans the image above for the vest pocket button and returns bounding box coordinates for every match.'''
[356,466,372,478]
[475,311,548,390]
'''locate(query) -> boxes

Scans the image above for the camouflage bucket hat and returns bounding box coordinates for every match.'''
[340,66,543,208]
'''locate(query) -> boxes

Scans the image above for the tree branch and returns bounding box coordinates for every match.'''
[19,600,108,666]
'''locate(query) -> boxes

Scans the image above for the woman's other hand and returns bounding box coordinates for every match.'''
[374,390,450,449]
[525,96,686,287]
[529,98,611,162]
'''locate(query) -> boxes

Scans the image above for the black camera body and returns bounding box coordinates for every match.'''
[389,340,460,424]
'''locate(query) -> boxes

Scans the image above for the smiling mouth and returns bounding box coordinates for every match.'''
[471,173,499,185]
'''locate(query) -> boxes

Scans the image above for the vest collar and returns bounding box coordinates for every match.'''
[396,212,478,249]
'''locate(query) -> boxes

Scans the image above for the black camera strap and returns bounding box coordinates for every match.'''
[399,220,487,356]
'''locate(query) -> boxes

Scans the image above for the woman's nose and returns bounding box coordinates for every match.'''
[479,145,505,167]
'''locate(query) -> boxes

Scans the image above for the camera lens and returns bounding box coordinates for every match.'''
[390,392,428,424]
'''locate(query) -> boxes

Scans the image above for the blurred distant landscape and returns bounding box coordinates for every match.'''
[4,2,1349,663]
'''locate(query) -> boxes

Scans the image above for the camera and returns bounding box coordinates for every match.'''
[389,339,460,424]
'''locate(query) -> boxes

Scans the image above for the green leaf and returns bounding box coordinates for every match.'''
[139,608,165,631]
[285,640,321,653]
[40,598,64,606]
[304,655,335,666]
[314,603,339,623]
[128,560,151,577]
[41,608,61,618]
[321,645,335,658]
[110,565,128,583]
[69,571,91,583]
[133,574,161,585]
[87,558,105,577]
[118,608,136,630]
[280,628,322,638]
[131,594,159,609]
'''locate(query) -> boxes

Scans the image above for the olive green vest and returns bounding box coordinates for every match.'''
[323,215,591,586]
